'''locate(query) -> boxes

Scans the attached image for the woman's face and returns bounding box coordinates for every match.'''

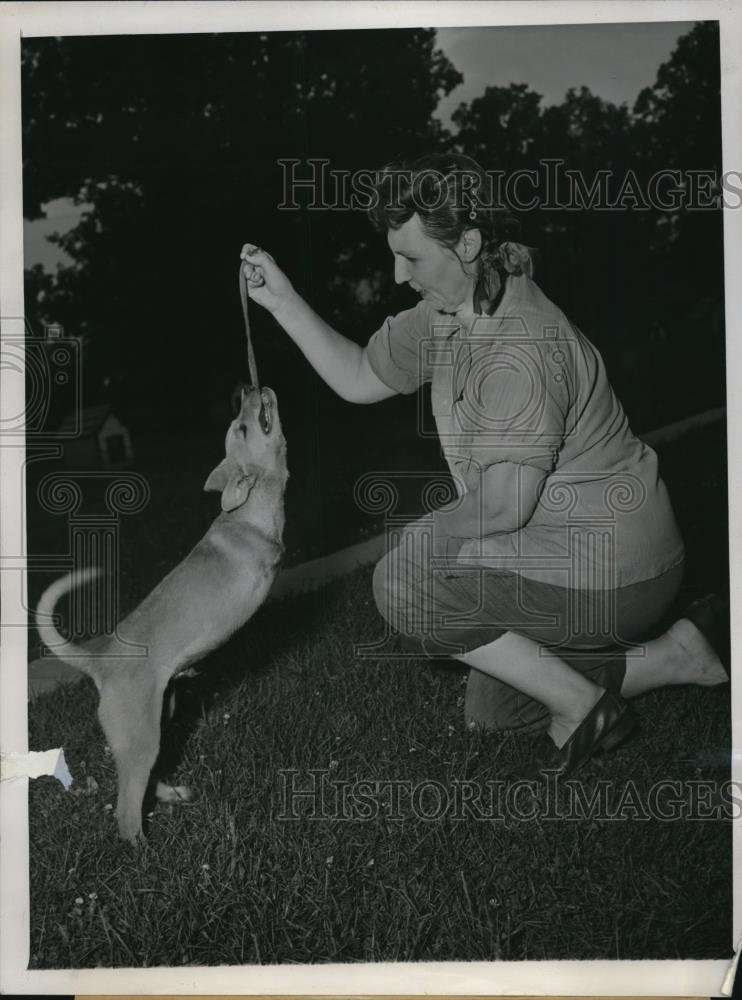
[387,214,476,315]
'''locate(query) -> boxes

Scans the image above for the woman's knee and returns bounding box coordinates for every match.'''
[372,548,405,627]
[372,539,430,635]
[371,553,390,618]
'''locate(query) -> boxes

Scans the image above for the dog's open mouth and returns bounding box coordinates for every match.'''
[258,391,272,434]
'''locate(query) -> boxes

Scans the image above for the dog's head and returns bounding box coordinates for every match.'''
[204,386,287,512]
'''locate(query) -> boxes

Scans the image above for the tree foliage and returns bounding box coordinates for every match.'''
[451,22,724,429]
[22,29,461,423]
[22,22,724,435]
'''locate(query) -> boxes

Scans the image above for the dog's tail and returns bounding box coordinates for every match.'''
[35,568,103,679]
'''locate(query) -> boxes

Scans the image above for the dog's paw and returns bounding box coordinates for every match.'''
[154,781,193,804]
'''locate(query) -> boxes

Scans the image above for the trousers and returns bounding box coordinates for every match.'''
[372,524,685,733]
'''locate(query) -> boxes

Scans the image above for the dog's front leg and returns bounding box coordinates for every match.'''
[97,666,167,843]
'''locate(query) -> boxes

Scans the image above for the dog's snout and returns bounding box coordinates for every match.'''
[233,384,260,417]
[232,384,255,417]
[242,384,262,402]
[231,386,278,439]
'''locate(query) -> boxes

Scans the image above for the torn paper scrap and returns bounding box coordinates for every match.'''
[0,749,72,789]
[722,935,741,996]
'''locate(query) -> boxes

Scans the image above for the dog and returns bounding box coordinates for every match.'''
[35,385,288,842]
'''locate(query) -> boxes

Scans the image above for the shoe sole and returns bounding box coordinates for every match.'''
[596,706,638,754]
[514,699,639,783]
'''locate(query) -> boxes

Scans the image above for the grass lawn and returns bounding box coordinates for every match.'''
[27,424,733,967]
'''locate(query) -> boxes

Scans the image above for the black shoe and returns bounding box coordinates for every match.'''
[680,593,730,679]
[514,689,638,782]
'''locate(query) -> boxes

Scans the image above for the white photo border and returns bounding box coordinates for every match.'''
[1,1,740,994]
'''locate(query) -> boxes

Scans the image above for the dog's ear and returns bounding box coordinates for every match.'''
[204,459,231,494]
[219,471,257,512]
[205,461,257,512]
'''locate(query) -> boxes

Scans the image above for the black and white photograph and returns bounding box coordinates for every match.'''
[1,1,740,994]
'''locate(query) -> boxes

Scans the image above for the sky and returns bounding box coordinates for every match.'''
[434,21,690,123]
[23,20,691,272]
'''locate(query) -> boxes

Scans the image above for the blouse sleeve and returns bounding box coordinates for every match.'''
[460,340,569,475]
[365,301,432,395]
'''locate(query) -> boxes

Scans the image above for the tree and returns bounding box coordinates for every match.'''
[450,21,723,429]
[22,30,461,426]
[634,20,721,170]
[633,20,723,297]
[451,83,544,170]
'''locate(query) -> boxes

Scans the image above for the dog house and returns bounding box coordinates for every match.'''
[58,404,133,468]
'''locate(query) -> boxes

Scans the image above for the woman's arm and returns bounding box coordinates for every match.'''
[434,462,548,540]
[241,244,396,404]
[272,293,396,404]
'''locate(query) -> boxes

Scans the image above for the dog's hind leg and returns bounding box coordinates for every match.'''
[97,666,167,843]
[151,677,195,807]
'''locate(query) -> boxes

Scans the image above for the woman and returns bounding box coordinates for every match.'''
[241,153,728,779]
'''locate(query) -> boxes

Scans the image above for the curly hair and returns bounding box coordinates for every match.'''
[367,153,534,311]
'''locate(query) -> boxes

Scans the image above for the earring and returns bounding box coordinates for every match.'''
[463,192,477,221]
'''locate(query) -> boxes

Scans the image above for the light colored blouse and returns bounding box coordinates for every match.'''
[365,274,685,590]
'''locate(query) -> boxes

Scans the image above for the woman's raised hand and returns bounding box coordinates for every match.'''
[240,243,296,316]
